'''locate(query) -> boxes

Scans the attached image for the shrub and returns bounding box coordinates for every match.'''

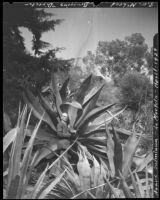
[117,71,153,112]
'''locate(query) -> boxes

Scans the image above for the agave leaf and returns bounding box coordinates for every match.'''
[23,88,57,132]
[30,164,49,199]
[87,145,107,154]
[3,111,12,132]
[77,149,92,195]
[26,125,55,141]
[77,143,93,160]
[88,112,109,127]
[136,152,153,172]
[111,127,140,137]
[33,139,70,167]
[119,171,135,198]
[91,156,101,187]
[7,175,20,199]
[99,157,109,172]
[76,98,115,130]
[65,166,80,189]
[84,122,105,133]
[68,102,82,127]
[87,145,108,161]
[112,126,123,177]
[48,137,78,171]
[59,77,70,102]
[105,126,115,177]
[83,137,107,147]
[83,128,106,138]
[38,170,66,199]
[85,135,106,142]
[145,165,149,198]
[3,128,17,153]
[51,71,62,116]
[6,106,27,194]
[77,149,91,177]
[90,107,126,127]
[39,93,58,126]
[105,178,119,198]
[75,74,92,105]
[33,144,57,167]
[21,152,39,198]
[17,115,43,198]
[129,168,142,198]
[134,172,145,197]
[75,85,105,129]
[83,86,99,106]
[122,131,141,178]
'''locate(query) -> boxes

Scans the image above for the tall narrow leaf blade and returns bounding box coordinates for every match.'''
[33,139,70,167]
[83,87,99,106]
[122,131,140,178]
[112,126,123,177]
[3,128,17,153]
[7,106,27,194]
[17,115,43,198]
[60,77,70,102]
[23,88,57,132]
[38,170,66,199]
[75,85,108,129]
[145,165,149,198]
[7,175,20,199]
[13,105,27,176]
[33,142,58,167]
[75,74,92,104]
[105,126,115,177]
[105,178,119,198]
[29,164,49,199]
[21,152,39,198]
[51,71,62,115]
[129,168,142,198]
[39,93,58,127]
[26,125,55,141]
[67,102,82,127]
[79,103,115,130]
[119,171,135,198]
[135,172,145,197]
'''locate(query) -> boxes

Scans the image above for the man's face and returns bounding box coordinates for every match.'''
[61,113,68,122]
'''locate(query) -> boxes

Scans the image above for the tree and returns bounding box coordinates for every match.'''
[83,33,153,85]
[3,3,68,123]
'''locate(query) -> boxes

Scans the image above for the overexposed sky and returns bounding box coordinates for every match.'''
[21,7,158,59]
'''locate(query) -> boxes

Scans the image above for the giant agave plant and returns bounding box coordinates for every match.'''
[21,72,129,166]
[3,72,153,198]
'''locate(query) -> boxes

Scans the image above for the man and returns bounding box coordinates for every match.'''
[57,113,76,138]
[57,113,76,162]
[57,113,70,138]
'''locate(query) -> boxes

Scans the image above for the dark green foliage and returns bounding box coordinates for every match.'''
[83,33,153,85]
[3,4,71,123]
[117,71,153,112]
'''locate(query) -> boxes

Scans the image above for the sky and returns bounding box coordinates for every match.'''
[21,7,158,59]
